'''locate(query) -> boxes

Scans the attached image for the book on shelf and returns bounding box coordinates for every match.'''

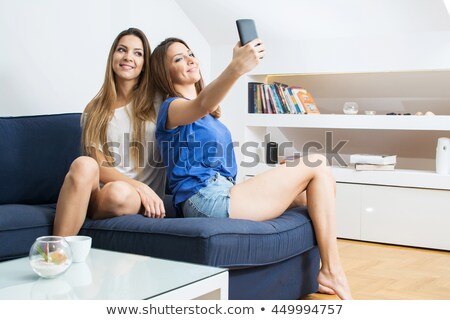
[355,163,396,171]
[285,87,302,114]
[349,154,397,165]
[255,84,263,113]
[247,82,320,114]
[289,86,317,114]
[263,84,275,113]
[270,84,289,113]
[288,87,306,114]
[266,84,281,113]
[259,84,268,114]
[247,82,261,113]
[291,86,320,114]
[273,82,291,113]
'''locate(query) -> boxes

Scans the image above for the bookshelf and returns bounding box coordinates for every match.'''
[239,70,450,250]
[245,113,450,131]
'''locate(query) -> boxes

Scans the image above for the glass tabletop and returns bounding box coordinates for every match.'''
[0,248,227,299]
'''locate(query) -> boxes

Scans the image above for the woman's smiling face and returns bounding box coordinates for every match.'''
[112,35,144,83]
[166,41,201,87]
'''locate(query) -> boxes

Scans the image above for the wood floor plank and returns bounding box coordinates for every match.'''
[302,239,450,300]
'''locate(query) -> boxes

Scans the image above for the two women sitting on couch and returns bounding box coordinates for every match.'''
[53,28,352,299]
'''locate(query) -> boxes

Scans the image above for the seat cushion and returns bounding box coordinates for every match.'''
[0,195,177,261]
[0,113,82,204]
[80,206,316,268]
[0,204,55,261]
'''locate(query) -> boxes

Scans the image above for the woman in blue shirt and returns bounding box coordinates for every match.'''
[151,37,352,300]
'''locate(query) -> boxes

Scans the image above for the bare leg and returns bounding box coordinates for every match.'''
[54,157,100,236]
[229,154,352,299]
[305,166,351,300]
[89,181,142,220]
[54,157,142,236]
[288,191,337,296]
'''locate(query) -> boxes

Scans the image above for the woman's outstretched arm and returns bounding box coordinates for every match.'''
[166,39,265,129]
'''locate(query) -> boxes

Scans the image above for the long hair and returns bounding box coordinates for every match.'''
[150,37,221,118]
[82,28,154,170]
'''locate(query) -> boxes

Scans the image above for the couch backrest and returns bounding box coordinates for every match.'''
[0,113,82,204]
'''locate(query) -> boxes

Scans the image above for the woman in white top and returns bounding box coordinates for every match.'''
[53,28,165,236]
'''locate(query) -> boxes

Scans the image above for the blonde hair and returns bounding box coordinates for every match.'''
[82,28,154,170]
[150,37,221,118]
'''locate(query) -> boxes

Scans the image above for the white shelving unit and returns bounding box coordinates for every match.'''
[333,167,450,191]
[240,70,450,251]
[244,162,450,191]
[245,113,450,131]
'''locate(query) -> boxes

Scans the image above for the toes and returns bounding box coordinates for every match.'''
[317,284,336,295]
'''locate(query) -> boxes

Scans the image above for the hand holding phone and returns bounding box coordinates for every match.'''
[236,19,258,46]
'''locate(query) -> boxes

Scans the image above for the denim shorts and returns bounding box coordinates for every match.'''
[182,173,235,218]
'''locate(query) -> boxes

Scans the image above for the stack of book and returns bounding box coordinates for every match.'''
[349,154,397,171]
[248,82,320,114]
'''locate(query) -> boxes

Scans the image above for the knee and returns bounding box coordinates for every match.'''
[314,154,335,187]
[65,156,99,186]
[101,181,135,216]
[301,154,334,179]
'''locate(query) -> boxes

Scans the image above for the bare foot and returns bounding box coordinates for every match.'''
[317,284,335,295]
[317,268,353,300]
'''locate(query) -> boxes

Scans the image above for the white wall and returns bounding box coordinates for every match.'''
[0,0,210,116]
[213,29,450,168]
[174,0,450,143]
[251,31,450,75]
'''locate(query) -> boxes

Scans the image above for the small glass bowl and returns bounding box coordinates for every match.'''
[29,236,72,278]
[343,102,359,115]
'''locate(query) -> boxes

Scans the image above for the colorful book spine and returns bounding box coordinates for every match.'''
[297,88,320,114]
[286,87,302,114]
[283,87,297,114]
[289,86,306,114]
[273,82,291,113]
[263,84,276,113]
[270,84,285,113]
[255,84,262,113]
[248,81,320,115]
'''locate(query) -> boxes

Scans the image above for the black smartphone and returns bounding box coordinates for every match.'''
[236,19,258,46]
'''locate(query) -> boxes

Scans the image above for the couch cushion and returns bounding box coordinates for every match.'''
[80,206,316,268]
[0,204,55,261]
[0,114,82,204]
[0,195,177,261]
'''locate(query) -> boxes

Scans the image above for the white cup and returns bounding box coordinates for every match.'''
[64,236,92,263]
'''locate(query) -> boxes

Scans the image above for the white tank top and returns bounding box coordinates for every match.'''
[104,104,166,198]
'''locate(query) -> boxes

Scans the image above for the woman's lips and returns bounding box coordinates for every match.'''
[119,64,134,70]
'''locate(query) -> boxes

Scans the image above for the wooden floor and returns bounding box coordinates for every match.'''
[302,239,450,300]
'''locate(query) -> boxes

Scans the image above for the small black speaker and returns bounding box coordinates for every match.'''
[266,142,278,164]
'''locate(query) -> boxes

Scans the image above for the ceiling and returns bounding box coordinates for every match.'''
[175,0,450,45]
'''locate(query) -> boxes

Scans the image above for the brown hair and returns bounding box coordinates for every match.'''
[82,27,154,170]
[149,37,221,118]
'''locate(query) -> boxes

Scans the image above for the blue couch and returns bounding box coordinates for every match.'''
[0,113,320,299]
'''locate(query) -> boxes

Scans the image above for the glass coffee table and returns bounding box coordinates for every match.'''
[0,249,228,300]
